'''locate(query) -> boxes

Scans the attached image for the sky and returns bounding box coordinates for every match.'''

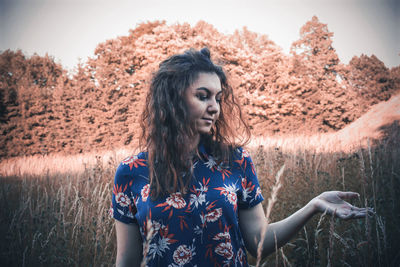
[1,0,399,71]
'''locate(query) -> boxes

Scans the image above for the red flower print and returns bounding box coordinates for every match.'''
[113,183,131,207]
[227,192,237,205]
[237,248,246,265]
[206,200,217,211]
[121,155,146,170]
[234,149,250,169]
[190,177,210,194]
[250,161,256,175]
[178,215,189,230]
[215,184,238,211]
[159,224,178,244]
[156,192,187,219]
[234,157,246,169]
[242,149,250,158]
[113,183,128,195]
[215,242,233,260]
[205,208,222,222]
[173,245,193,265]
[219,168,232,181]
[212,231,231,241]
[141,184,150,202]
[166,193,186,209]
[241,177,255,201]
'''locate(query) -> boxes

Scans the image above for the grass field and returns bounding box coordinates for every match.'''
[0,124,399,266]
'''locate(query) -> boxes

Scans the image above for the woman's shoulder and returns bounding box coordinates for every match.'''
[232,146,252,160]
[117,151,148,173]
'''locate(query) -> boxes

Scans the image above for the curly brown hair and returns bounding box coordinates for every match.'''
[140,47,250,198]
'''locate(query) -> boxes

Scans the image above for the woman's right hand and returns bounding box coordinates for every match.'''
[310,191,374,220]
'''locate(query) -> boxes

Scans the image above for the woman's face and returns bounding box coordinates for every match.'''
[183,72,222,135]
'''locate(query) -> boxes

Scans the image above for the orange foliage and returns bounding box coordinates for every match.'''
[0,18,399,158]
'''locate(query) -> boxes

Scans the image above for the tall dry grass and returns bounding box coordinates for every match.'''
[0,123,399,266]
[0,156,118,266]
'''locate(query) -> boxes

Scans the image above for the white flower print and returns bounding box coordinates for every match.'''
[215,242,233,260]
[204,155,217,170]
[125,210,135,219]
[117,208,134,219]
[166,193,186,209]
[115,192,131,207]
[156,193,188,219]
[242,149,250,158]
[204,208,222,222]
[141,184,150,202]
[151,221,161,232]
[189,192,206,208]
[193,225,203,235]
[256,187,262,198]
[189,177,210,209]
[148,223,177,259]
[215,183,238,210]
[121,155,135,165]
[227,191,237,205]
[172,244,194,266]
[148,238,170,259]
[241,177,255,202]
[121,155,146,170]
[196,179,209,193]
[212,230,231,241]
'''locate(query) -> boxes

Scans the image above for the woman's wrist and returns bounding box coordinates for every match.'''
[306,197,321,216]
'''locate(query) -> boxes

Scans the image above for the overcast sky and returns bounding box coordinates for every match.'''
[1,0,399,71]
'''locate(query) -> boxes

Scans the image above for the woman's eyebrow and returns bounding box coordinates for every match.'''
[196,87,210,93]
[196,87,222,95]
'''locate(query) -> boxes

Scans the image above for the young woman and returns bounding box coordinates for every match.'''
[111,48,371,266]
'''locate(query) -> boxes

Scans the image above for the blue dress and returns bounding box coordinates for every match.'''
[111,143,264,267]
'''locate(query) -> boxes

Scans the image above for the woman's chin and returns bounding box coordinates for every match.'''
[197,127,212,135]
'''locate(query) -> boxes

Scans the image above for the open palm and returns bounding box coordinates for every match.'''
[312,191,373,220]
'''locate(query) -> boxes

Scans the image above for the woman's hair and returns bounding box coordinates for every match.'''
[140,47,250,198]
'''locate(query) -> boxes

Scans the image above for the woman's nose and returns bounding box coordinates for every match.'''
[207,99,219,114]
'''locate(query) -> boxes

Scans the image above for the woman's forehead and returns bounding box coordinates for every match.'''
[189,72,222,92]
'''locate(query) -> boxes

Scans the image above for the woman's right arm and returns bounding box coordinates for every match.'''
[115,220,143,267]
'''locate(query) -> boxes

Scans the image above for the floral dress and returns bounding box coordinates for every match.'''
[111,144,264,267]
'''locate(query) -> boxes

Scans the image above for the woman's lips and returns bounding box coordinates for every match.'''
[202,118,213,123]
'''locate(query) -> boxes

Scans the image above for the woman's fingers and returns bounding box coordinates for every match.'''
[337,191,360,199]
[336,207,374,220]
[318,191,374,220]
[349,206,364,212]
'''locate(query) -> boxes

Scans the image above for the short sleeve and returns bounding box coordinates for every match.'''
[111,163,137,224]
[236,147,264,209]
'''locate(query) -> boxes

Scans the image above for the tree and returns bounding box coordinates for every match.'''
[347,54,394,104]
[291,16,340,76]
[287,16,358,131]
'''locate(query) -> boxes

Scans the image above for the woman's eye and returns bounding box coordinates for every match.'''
[197,94,208,101]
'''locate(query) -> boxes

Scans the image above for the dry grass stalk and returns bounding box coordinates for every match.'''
[328,211,335,267]
[1,127,399,266]
[280,247,292,267]
[256,164,285,267]
[141,220,155,267]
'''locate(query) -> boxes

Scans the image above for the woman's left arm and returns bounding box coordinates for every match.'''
[238,191,372,259]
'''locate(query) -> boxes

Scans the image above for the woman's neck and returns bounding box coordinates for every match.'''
[189,134,200,152]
